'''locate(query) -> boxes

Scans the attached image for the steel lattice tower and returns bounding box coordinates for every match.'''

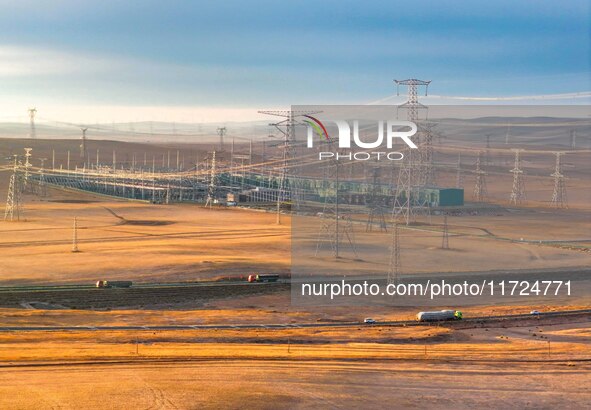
[4,155,23,221]
[550,152,567,208]
[259,110,315,224]
[217,127,226,151]
[28,107,37,139]
[80,127,88,159]
[366,167,387,232]
[394,79,430,126]
[442,215,449,249]
[570,130,576,149]
[387,220,400,285]
[392,78,430,225]
[205,150,217,208]
[455,152,463,188]
[315,146,358,259]
[509,149,526,205]
[473,152,488,202]
[23,148,33,192]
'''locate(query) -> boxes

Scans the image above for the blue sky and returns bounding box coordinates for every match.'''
[0,0,589,122]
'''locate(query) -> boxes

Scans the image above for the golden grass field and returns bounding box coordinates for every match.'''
[0,317,590,409]
[0,137,589,408]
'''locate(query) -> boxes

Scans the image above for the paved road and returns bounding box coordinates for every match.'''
[1,309,588,332]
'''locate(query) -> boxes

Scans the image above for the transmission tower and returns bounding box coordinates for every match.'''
[473,152,488,202]
[394,79,430,126]
[392,78,431,225]
[442,215,449,249]
[455,152,463,188]
[4,155,24,221]
[570,130,576,149]
[28,107,37,139]
[394,78,432,185]
[315,150,358,259]
[550,152,567,208]
[509,149,526,205]
[23,148,33,192]
[366,167,387,232]
[80,127,88,159]
[72,217,80,252]
[205,150,217,208]
[387,220,401,285]
[217,127,227,151]
[258,110,315,224]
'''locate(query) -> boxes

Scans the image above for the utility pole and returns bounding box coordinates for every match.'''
[550,152,567,208]
[509,149,526,205]
[72,217,80,252]
[570,129,576,149]
[442,215,449,249]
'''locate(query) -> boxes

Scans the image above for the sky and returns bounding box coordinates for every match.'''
[0,0,589,123]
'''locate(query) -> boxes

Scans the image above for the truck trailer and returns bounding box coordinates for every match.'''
[95,280,133,288]
[416,310,462,322]
[247,274,279,283]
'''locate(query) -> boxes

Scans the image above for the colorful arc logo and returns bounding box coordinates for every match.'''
[303,115,330,142]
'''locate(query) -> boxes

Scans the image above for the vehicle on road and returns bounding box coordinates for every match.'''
[363,318,376,324]
[247,274,280,283]
[530,310,541,315]
[96,280,133,288]
[416,310,462,322]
